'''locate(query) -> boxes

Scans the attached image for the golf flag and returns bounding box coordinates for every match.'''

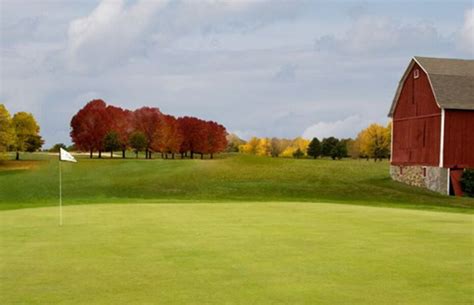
[60,148,77,163]
[58,148,76,226]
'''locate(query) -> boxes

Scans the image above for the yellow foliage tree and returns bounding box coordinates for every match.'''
[0,104,15,156]
[280,137,310,158]
[357,123,391,161]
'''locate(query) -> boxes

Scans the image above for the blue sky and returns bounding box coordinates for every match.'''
[1,0,473,147]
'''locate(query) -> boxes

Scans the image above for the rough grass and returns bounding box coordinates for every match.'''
[1,203,472,305]
[0,153,472,212]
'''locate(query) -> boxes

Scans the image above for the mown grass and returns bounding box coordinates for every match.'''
[0,152,472,212]
[1,203,472,305]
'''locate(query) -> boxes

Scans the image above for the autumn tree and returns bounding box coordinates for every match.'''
[226,133,245,152]
[178,116,207,159]
[357,123,391,161]
[107,105,133,158]
[104,131,121,158]
[153,114,183,159]
[70,99,110,158]
[269,137,286,157]
[12,112,43,160]
[205,121,227,159]
[307,137,321,159]
[280,137,309,158]
[133,107,163,159]
[129,131,147,158]
[0,104,15,155]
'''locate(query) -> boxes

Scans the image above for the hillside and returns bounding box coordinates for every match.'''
[0,153,472,212]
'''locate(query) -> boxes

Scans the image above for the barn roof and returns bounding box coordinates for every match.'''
[388,56,474,117]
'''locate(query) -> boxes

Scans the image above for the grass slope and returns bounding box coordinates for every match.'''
[0,153,472,212]
[1,203,472,305]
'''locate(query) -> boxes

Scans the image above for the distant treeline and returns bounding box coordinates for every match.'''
[70,100,227,159]
[228,122,391,161]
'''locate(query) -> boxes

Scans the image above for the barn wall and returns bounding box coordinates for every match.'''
[391,62,441,166]
[390,165,448,194]
[444,110,474,168]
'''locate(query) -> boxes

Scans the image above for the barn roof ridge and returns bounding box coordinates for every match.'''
[388,56,474,117]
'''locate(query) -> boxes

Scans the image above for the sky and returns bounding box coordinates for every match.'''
[1,0,473,147]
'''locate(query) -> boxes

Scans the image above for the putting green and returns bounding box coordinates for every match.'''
[1,202,472,305]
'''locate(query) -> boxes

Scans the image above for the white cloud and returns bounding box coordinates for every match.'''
[315,15,442,55]
[67,0,169,72]
[458,8,474,55]
[302,115,371,139]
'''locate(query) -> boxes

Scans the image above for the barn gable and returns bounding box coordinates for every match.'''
[388,57,474,117]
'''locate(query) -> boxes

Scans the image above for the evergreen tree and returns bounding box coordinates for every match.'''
[307,137,321,159]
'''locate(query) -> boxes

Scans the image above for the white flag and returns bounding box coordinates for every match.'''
[60,148,77,163]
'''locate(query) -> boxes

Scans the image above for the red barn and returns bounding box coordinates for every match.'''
[388,56,474,196]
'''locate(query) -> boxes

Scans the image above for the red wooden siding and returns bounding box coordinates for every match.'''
[443,110,474,168]
[392,62,441,166]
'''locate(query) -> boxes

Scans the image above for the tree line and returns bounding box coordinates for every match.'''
[0,104,44,160]
[70,100,228,159]
[231,122,391,161]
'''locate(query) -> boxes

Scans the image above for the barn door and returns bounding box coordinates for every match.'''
[449,169,464,197]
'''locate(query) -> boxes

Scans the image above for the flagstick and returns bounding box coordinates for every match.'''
[59,159,63,226]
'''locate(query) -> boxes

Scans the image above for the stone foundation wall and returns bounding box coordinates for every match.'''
[390,165,448,195]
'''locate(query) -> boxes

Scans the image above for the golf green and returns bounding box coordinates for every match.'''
[1,202,472,305]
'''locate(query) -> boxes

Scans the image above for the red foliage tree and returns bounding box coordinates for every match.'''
[106,105,133,158]
[205,121,228,159]
[152,114,183,159]
[178,116,207,159]
[70,99,111,158]
[133,107,163,159]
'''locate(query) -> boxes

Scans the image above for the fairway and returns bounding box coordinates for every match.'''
[1,203,472,305]
[1,153,473,211]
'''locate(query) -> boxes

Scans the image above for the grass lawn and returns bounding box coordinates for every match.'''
[1,203,472,305]
[0,153,473,212]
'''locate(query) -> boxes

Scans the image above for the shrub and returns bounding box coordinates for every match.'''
[293,148,304,159]
[460,169,474,197]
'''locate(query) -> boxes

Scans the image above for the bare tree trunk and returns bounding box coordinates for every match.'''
[149,151,153,159]
[200,153,204,159]
[16,151,19,160]
[135,151,138,158]
[122,149,126,158]
[172,153,175,159]
[210,153,213,159]
[111,151,113,158]
[98,150,102,158]
[90,149,93,159]
[190,151,194,159]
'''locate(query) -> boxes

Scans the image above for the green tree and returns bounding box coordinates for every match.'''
[307,137,321,159]
[129,132,147,158]
[104,131,121,158]
[49,143,67,152]
[321,137,339,157]
[25,135,44,152]
[12,112,42,160]
[0,104,15,156]
[293,148,304,159]
[330,141,347,160]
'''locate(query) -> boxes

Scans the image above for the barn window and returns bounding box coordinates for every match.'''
[414,69,419,79]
